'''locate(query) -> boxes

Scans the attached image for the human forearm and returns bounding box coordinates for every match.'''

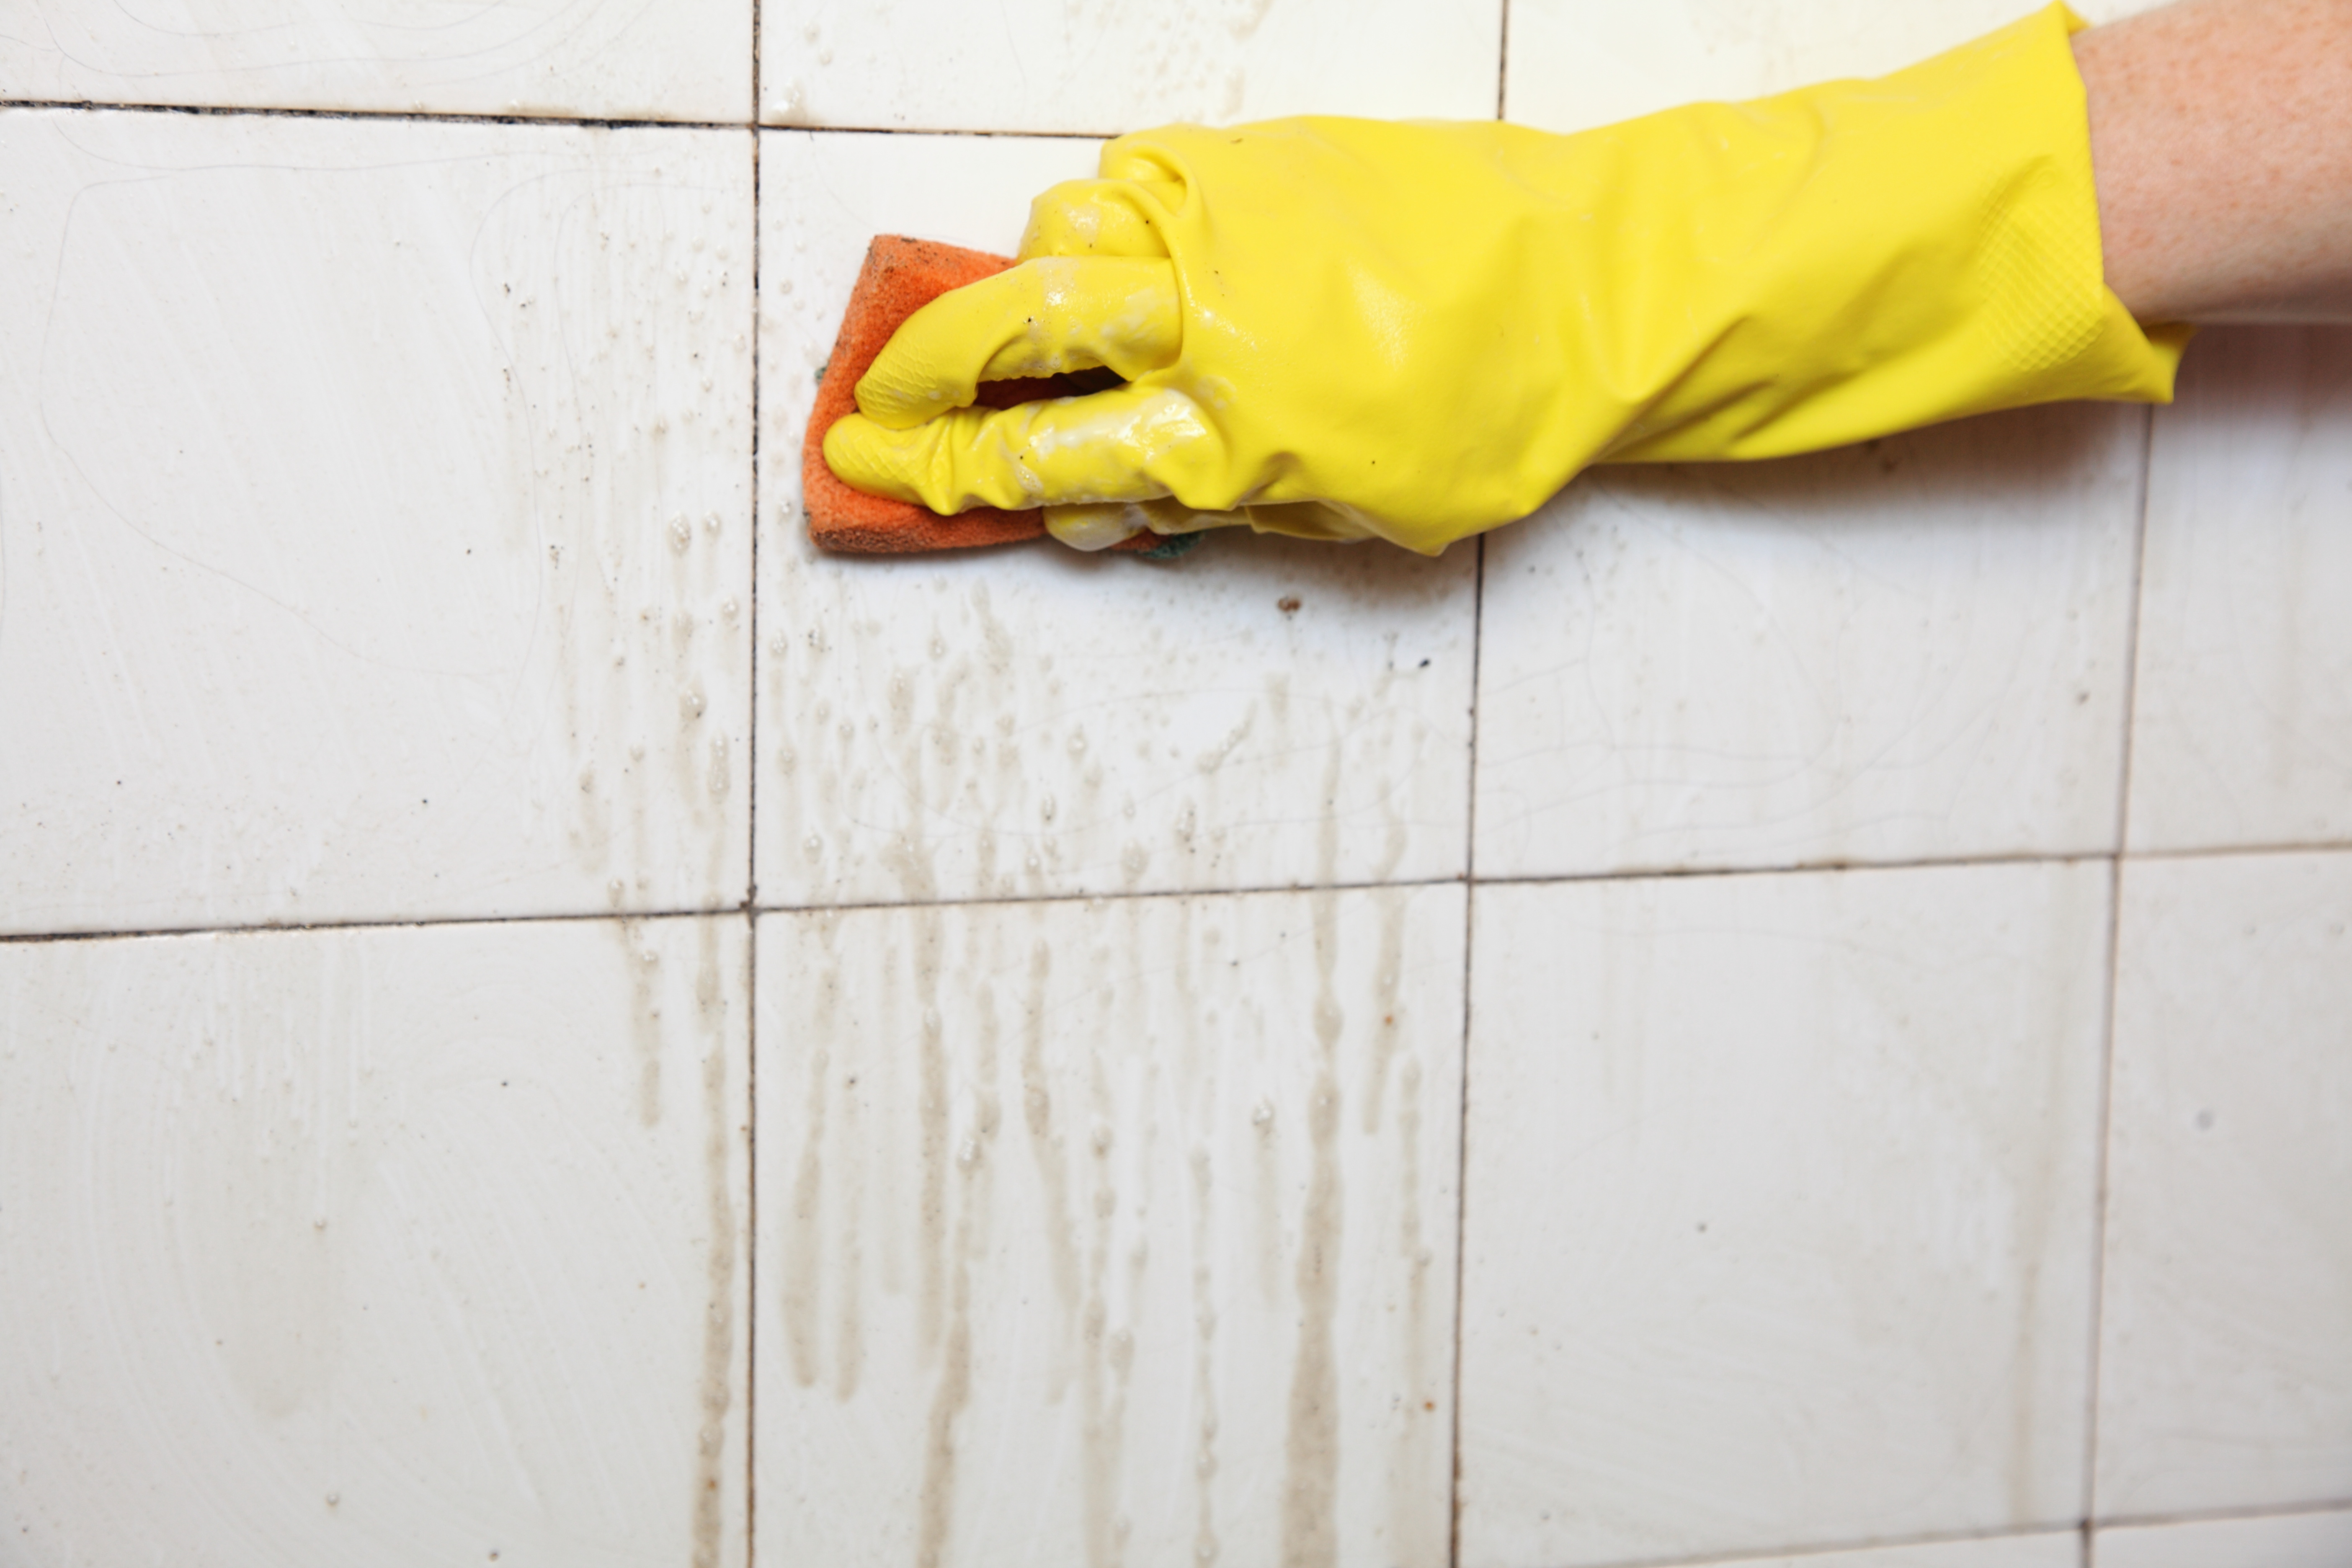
[2078,0,2352,322]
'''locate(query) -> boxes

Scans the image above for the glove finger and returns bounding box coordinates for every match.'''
[1043,497,1252,552]
[1017,177,1181,259]
[853,255,1181,431]
[824,382,1218,516]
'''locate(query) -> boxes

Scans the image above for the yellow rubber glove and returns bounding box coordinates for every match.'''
[823,3,2190,557]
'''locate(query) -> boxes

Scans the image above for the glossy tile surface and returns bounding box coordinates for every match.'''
[0,110,753,934]
[1475,408,2144,879]
[1505,0,2164,133]
[756,131,1476,908]
[0,0,750,121]
[2095,1509,2352,1568]
[0,916,751,1567]
[1458,861,2112,1568]
[760,0,1501,132]
[2127,328,2352,854]
[753,885,1464,1568]
[2096,852,2352,1520]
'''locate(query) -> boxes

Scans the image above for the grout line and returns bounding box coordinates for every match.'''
[1571,1521,2099,1568]
[1446,532,1489,1568]
[28,845,2329,948]
[743,0,763,1547]
[741,901,761,1567]
[0,905,739,946]
[0,96,752,132]
[0,96,1115,139]
[2111,836,2352,864]
[1496,0,1513,120]
[2082,401,2159,1527]
[757,120,1110,139]
[2093,1497,2352,1533]
[2113,403,2158,865]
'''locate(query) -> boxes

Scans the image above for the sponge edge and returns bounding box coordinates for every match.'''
[802,235,1161,555]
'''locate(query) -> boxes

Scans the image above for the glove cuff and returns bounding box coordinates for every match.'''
[1604,2,2190,465]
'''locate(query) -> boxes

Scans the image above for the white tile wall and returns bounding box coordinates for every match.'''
[6,5,2349,1565]
[0,0,751,122]
[755,130,1476,908]
[0,109,753,934]
[753,885,1464,1568]
[2095,1508,2352,1568]
[1505,0,2166,133]
[1458,861,2112,1568]
[760,0,1502,132]
[2127,328,2352,854]
[1476,407,2145,880]
[0,915,751,1568]
[2096,852,2352,1522]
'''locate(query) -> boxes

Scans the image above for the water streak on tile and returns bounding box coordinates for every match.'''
[619,918,664,1127]
[690,918,737,1568]
[1283,738,1349,1568]
[1081,934,1137,1568]
[915,909,949,1354]
[781,915,839,1391]
[753,889,1461,1564]
[832,927,868,1403]
[914,963,1000,1568]
[1022,933,1086,1394]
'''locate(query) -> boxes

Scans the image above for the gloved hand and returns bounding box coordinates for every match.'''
[823,3,2190,556]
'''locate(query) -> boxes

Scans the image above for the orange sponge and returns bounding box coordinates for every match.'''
[803,235,1158,554]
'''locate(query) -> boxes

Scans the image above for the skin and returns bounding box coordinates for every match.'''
[2077,0,2352,321]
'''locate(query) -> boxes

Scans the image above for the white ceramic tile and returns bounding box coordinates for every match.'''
[2096,1509,2352,1568]
[2126,328,2352,854]
[754,883,1464,1568]
[760,0,1500,132]
[1474,407,2144,880]
[1505,0,2166,134]
[1658,1534,2081,1568]
[0,0,750,121]
[0,915,750,1567]
[2095,852,2352,1520]
[756,131,1476,907]
[1458,861,2113,1568]
[0,110,752,934]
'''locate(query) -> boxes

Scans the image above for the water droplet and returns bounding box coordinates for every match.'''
[1250,1100,1274,1128]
